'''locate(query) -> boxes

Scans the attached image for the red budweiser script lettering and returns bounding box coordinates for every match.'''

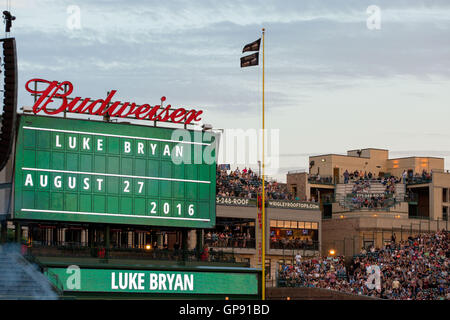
[25,78,203,124]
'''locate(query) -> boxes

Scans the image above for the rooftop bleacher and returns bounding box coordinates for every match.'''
[335,176,406,211]
[216,166,293,200]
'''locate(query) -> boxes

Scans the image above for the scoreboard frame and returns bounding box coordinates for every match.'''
[13,115,217,229]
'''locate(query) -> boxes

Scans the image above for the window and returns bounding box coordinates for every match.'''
[443,206,448,221]
[443,188,449,203]
[363,240,374,249]
[269,219,319,250]
[204,217,256,249]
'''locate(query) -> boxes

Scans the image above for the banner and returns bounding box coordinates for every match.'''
[46,268,258,295]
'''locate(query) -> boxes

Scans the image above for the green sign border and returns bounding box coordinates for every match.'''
[46,267,258,295]
[14,115,216,228]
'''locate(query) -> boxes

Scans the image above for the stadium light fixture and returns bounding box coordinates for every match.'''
[202,123,213,131]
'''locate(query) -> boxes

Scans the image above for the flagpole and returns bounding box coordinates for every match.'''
[261,27,266,301]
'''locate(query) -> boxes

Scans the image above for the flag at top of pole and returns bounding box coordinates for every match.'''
[240,38,261,68]
[242,38,261,53]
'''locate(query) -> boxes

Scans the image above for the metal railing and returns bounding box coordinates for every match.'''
[24,242,248,266]
[269,240,319,251]
[204,237,256,249]
[24,253,64,296]
[341,196,398,212]
[406,177,432,185]
[322,224,449,257]
[321,194,335,204]
[404,192,418,203]
[308,176,334,185]
[276,275,348,288]
[287,169,307,174]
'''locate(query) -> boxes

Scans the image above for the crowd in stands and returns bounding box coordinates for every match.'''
[216,167,292,200]
[270,237,318,251]
[381,176,398,194]
[344,169,433,185]
[344,171,400,210]
[278,231,449,300]
[408,169,433,183]
[349,194,394,210]
[344,170,400,184]
[216,165,434,204]
[204,230,254,248]
[350,177,397,195]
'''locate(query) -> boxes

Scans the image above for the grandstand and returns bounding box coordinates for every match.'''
[335,179,406,211]
[287,148,450,256]
[216,167,292,200]
[276,230,449,300]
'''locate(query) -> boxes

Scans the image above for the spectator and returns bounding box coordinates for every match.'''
[277,231,449,300]
[344,170,349,184]
[200,244,209,261]
[216,166,294,200]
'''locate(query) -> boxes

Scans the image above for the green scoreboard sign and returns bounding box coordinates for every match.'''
[14,115,216,228]
[46,268,258,295]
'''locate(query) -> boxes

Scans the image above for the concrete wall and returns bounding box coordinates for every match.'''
[267,287,378,300]
[308,148,444,181]
[310,149,390,178]
[386,157,444,177]
[286,172,309,201]
[322,214,449,257]
[430,171,450,220]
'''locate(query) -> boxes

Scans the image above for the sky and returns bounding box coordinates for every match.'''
[7,0,450,182]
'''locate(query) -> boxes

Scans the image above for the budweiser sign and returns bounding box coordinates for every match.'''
[25,78,203,124]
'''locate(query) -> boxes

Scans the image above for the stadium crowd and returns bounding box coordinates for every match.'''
[344,169,433,185]
[270,237,318,250]
[216,167,292,200]
[278,231,449,300]
[345,174,399,210]
[348,194,394,210]
[204,230,254,248]
[216,166,434,204]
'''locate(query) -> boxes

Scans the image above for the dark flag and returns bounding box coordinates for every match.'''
[240,52,259,68]
[242,38,261,53]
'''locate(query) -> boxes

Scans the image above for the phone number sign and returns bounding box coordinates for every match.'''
[14,115,216,228]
